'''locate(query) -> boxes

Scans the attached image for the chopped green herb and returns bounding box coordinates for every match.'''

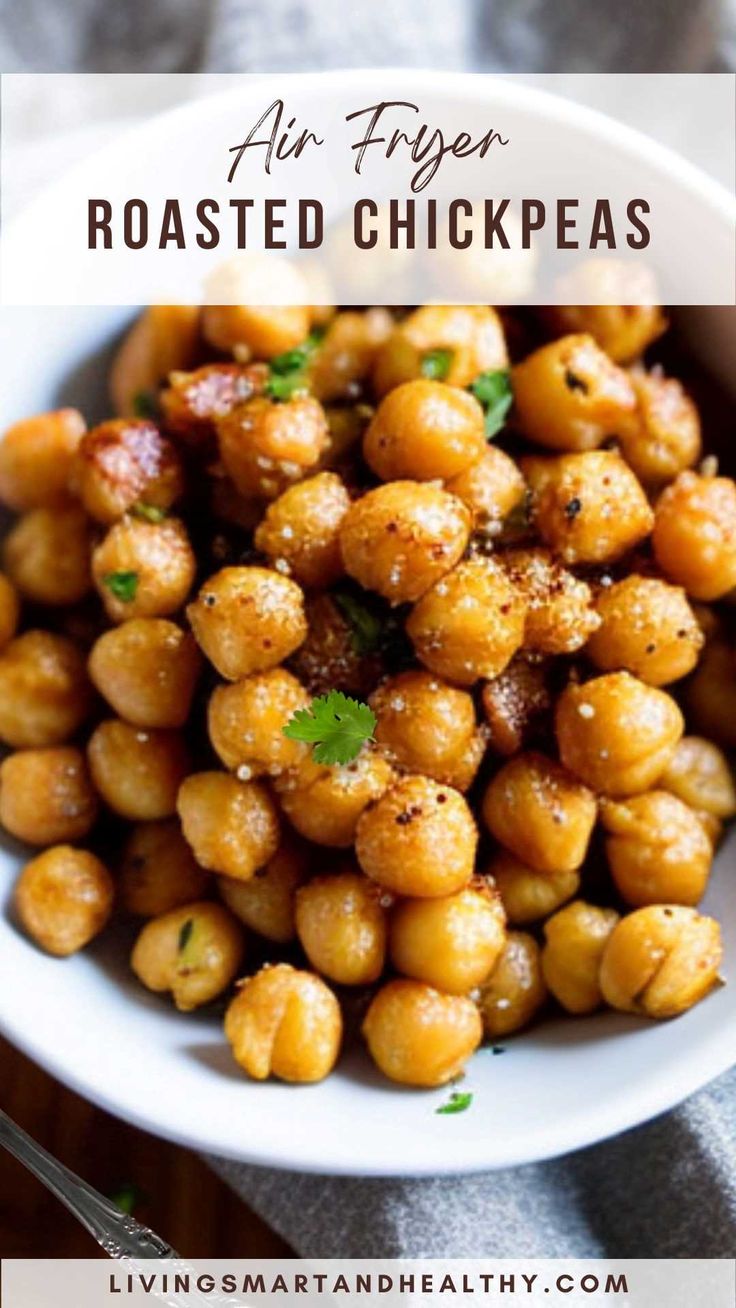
[420,348,453,381]
[333,591,383,656]
[178,918,194,952]
[131,502,167,523]
[469,369,513,439]
[132,390,159,419]
[103,571,139,603]
[283,690,376,766]
[109,1182,144,1215]
[436,1090,473,1115]
[264,331,324,401]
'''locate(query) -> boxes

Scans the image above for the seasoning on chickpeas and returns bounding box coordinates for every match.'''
[208,668,310,780]
[356,774,477,898]
[289,592,383,699]
[177,771,280,881]
[488,850,580,926]
[14,846,114,957]
[407,556,527,684]
[225,962,342,1082]
[445,445,526,536]
[372,305,508,395]
[131,901,245,1012]
[119,818,211,917]
[544,302,667,365]
[660,737,736,820]
[309,307,393,402]
[482,752,597,876]
[92,516,196,622]
[4,503,93,606]
[525,450,654,565]
[276,750,395,848]
[160,362,265,445]
[618,367,701,487]
[362,979,482,1087]
[0,746,98,846]
[187,566,307,681]
[218,395,330,500]
[481,656,552,757]
[512,334,636,452]
[389,884,506,995]
[0,409,86,511]
[502,547,600,655]
[600,905,722,1018]
[254,471,350,588]
[478,931,548,1038]
[652,470,736,601]
[0,630,92,748]
[73,419,184,524]
[364,379,486,482]
[88,719,190,821]
[89,619,202,729]
[217,835,311,944]
[370,670,485,791]
[600,791,713,908]
[295,870,388,985]
[542,901,619,1015]
[586,575,703,686]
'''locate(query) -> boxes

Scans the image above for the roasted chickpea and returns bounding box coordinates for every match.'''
[217,836,310,943]
[4,503,93,606]
[208,668,310,779]
[481,656,552,756]
[482,752,596,875]
[356,774,477,898]
[445,446,526,536]
[600,791,713,908]
[0,631,92,748]
[177,771,280,881]
[660,737,736,819]
[542,901,619,1015]
[0,574,20,651]
[0,747,98,846]
[556,672,683,796]
[685,640,736,749]
[87,720,190,820]
[373,305,508,395]
[478,932,548,1038]
[289,592,383,698]
[0,409,85,511]
[73,420,184,525]
[586,575,702,686]
[363,379,486,482]
[545,301,667,365]
[600,905,722,1018]
[131,902,245,1012]
[254,472,350,587]
[618,368,701,486]
[14,847,114,956]
[502,548,600,654]
[187,566,306,681]
[295,871,387,985]
[489,850,580,926]
[309,307,393,402]
[119,818,211,916]
[276,750,394,848]
[225,963,342,1082]
[202,304,310,360]
[340,482,471,605]
[652,471,736,601]
[89,620,201,728]
[407,557,526,685]
[160,363,265,444]
[371,670,485,791]
[390,885,506,994]
[512,334,636,452]
[526,450,654,565]
[218,395,329,499]
[109,305,200,417]
[362,979,482,1087]
[92,516,195,622]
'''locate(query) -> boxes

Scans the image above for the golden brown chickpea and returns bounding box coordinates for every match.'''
[481,656,552,757]
[14,846,114,956]
[89,620,201,729]
[0,631,92,748]
[362,979,482,1087]
[660,737,736,819]
[555,672,684,796]
[177,771,280,881]
[586,575,703,686]
[356,774,477,898]
[478,931,548,1038]
[618,368,701,487]
[218,395,329,499]
[370,670,485,791]
[600,791,713,908]
[363,379,486,482]
[542,901,619,1015]
[652,471,736,601]
[685,640,736,749]
[482,752,596,875]
[502,548,600,654]
[208,668,310,779]
[0,409,86,511]
[512,334,636,452]
[694,810,724,848]
[488,850,580,926]
[225,963,342,1083]
[73,420,184,525]
[407,556,526,685]
[309,307,393,402]
[339,482,471,606]
[160,362,265,444]
[600,905,722,1018]
[119,818,211,917]
[0,573,20,651]
[276,750,394,848]
[526,450,654,565]
[445,446,526,537]
[4,503,93,606]
[131,901,245,1012]
[372,305,508,395]
[545,298,667,365]
[295,871,388,985]
[92,516,195,622]
[109,305,200,417]
[217,835,310,943]
[254,472,350,587]
[202,303,310,359]
[0,747,98,846]
[390,884,506,995]
[87,720,190,820]
[187,566,306,681]
[289,593,383,698]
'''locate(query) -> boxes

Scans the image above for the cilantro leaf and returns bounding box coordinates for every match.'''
[132,389,159,419]
[420,348,453,381]
[131,502,167,523]
[178,918,194,952]
[333,591,383,656]
[283,691,376,766]
[469,369,513,439]
[264,330,324,401]
[436,1091,473,1115]
[103,571,139,603]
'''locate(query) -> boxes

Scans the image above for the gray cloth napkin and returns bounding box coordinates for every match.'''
[2,0,736,1260]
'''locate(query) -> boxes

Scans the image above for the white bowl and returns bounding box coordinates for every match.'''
[1,74,735,1177]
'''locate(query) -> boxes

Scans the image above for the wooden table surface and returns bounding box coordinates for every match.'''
[0,1036,292,1259]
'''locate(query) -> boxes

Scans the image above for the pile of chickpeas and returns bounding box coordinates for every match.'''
[1,297,735,1092]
